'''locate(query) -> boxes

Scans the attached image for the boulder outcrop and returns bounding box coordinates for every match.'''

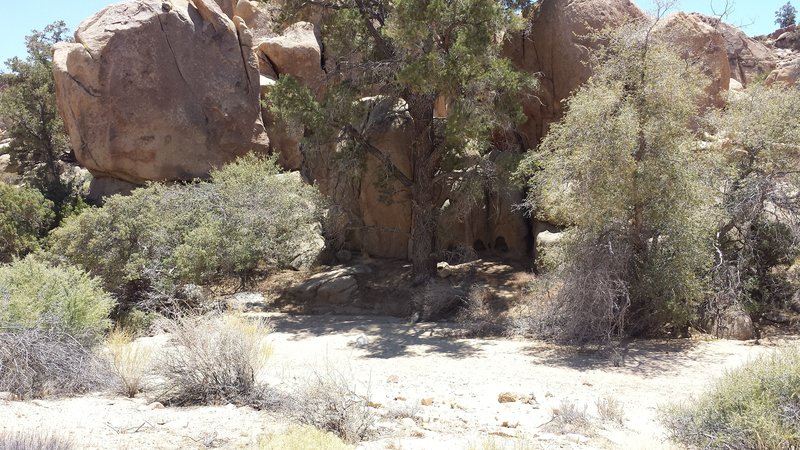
[503,0,646,148]
[53,0,269,185]
[694,15,776,86]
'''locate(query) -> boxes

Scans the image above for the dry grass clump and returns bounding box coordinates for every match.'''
[259,425,353,450]
[596,395,625,425]
[467,436,541,450]
[0,328,111,399]
[105,328,155,398]
[291,368,376,444]
[155,313,271,407]
[0,430,74,450]
[545,399,594,435]
[660,347,800,449]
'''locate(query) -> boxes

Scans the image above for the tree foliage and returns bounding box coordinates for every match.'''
[0,182,54,262]
[270,0,535,280]
[0,21,75,209]
[518,22,717,341]
[775,2,797,28]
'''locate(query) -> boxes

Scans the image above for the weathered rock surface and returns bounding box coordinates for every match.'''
[654,12,730,107]
[766,56,800,86]
[695,14,776,87]
[53,0,269,185]
[702,305,756,340]
[503,0,646,147]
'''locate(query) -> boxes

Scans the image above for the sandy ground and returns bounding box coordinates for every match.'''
[1,313,796,449]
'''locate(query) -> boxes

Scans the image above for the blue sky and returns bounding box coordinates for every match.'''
[0,0,793,69]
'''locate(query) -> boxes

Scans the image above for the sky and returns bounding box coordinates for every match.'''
[0,0,794,69]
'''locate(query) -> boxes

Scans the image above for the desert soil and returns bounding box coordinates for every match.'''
[1,313,796,450]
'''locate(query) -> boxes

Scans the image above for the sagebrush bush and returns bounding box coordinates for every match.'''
[47,155,325,309]
[0,430,74,450]
[292,368,375,444]
[661,347,800,449]
[0,328,111,399]
[0,256,115,343]
[155,313,271,406]
[0,183,54,262]
[105,328,154,398]
[259,425,353,450]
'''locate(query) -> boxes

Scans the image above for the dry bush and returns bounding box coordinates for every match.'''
[467,436,542,450]
[155,313,271,407]
[105,328,154,398]
[0,430,73,450]
[411,282,463,321]
[546,399,594,435]
[291,368,376,444]
[456,286,504,336]
[596,395,625,425]
[510,237,632,345]
[259,425,353,450]
[0,328,111,399]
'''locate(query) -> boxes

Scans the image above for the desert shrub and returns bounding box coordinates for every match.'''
[155,313,271,406]
[0,430,73,450]
[596,395,624,425]
[546,399,593,435]
[0,256,115,343]
[0,183,54,262]
[47,155,325,310]
[661,347,800,449]
[0,328,111,399]
[292,368,375,444]
[259,425,353,450]
[105,328,154,398]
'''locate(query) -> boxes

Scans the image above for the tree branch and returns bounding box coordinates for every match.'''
[343,124,413,188]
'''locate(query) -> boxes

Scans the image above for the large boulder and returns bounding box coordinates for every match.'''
[653,12,730,108]
[503,0,646,148]
[694,14,776,87]
[53,0,269,185]
[766,56,800,86]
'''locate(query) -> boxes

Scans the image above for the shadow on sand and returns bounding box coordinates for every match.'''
[267,313,486,359]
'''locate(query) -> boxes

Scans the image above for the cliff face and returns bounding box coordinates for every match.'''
[54,0,798,263]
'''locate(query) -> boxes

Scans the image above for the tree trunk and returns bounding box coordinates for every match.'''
[407,93,438,283]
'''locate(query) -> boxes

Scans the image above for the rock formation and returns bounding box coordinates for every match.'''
[694,14,776,87]
[503,0,646,148]
[53,0,268,185]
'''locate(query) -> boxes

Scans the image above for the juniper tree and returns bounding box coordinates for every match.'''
[270,0,535,281]
[775,2,797,28]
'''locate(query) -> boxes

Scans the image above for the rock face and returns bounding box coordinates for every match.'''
[53,0,269,184]
[694,15,776,87]
[503,0,646,148]
[766,57,800,86]
[653,12,730,107]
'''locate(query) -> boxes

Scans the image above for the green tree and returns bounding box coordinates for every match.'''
[0,22,73,210]
[775,2,797,28]
[270,0,535,282]
[706,84,800,316]
[0,182,54,262]
[517,22,717,342]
